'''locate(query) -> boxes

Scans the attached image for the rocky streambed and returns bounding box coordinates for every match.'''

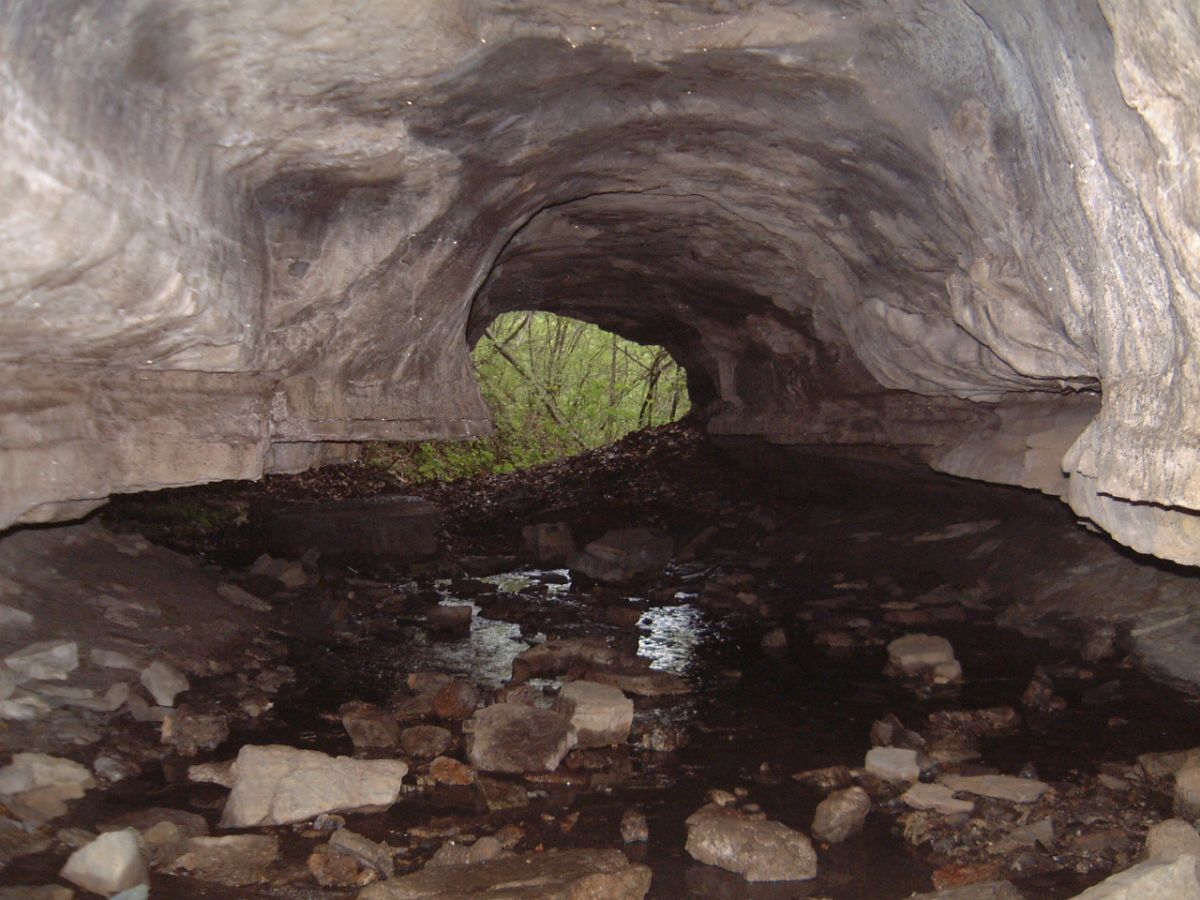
[2,428,1200,898]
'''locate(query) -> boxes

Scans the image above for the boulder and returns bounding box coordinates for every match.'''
[432,679,481,720]
[569,529,673,584]
[220,745,408,827]
[357,848,650,899]
[685,803,817,882]
[1174,761,1200,821]
[60,829,148,896]
[1146,819,1200,866]
[522,522,576,564]
[341,702,401,749]
[1069,854,1200,898]
[811,786,871,844]
[865,747,921,784]
[553,681,633,748]
[466,704,577,774]
[400,725,453,760]
[427,604,472,636]
[262,495,439,563]
[886,634,961,681]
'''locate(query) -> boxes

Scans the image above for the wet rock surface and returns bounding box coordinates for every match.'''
[2,426,1200,896]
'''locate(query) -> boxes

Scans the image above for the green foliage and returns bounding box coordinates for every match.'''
[364,312,690,481]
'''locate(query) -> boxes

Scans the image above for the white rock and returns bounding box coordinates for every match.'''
[939,774,1050,804]
[1174,762,1200,821]
[220,745,408,827]
[1069,854,1200,899]
[901,782,975,815]
[0,753,95,796]
[5,640,78,681]
[1146,818,1200,864]
[886,634,957,677]
[865,747,921,784]
[90,648,141,671]
[139,660,189,707]
[0,668,17,700]
[60,829,148,896]
[0,603,34,630]
[0,692,51,720]
[553,681,633,748]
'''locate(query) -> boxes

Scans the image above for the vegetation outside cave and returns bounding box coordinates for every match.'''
[365,311,691,481]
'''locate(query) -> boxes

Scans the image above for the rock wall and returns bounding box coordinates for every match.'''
[1,1,1198,563]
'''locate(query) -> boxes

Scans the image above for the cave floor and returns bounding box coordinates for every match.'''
[3,424,1200,897]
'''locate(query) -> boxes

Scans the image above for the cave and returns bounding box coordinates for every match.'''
[2,2,1200,897]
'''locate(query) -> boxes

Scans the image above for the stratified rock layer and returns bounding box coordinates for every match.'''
[2,2,1199,564]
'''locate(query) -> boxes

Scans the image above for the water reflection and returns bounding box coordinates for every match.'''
[637,603,704,675]
[396,601,530,688]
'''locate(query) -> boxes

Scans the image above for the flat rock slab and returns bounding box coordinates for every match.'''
[466,703,577,774]
[167,835,279,886]
[939,774,1049,804]
[586,669,691,697]
[512,639,625,681]
[908,880,1027,899]
[685,803,817,882]
[902,783,975,815]
[356,848,651,899]
[262,495,439,563]
[220,745,408,827]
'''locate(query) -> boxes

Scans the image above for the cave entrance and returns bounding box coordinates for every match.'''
[473,310,690,461]
[375,311,690,481]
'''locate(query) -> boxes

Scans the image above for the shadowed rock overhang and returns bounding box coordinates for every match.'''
[1,0,1198,563]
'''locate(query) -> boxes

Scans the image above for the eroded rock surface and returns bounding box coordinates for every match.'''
[2,2,1200,566]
